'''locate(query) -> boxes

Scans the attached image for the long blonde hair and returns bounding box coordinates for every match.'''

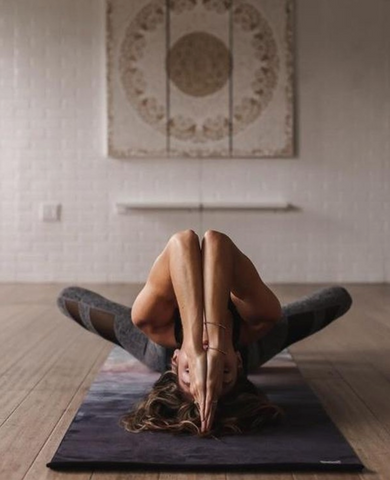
[119,370,285,437]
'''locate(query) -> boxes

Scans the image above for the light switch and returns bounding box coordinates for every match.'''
[40,203,61,222]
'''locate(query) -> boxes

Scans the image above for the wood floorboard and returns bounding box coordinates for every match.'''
[354,447,390,479]
[90,474,157,480]
[293,473,362,480]
[0,308,78,378]
[288,306,390,438]
[0,304,32,327]
[0,325,106,480]
[307,378,389,454]
[0,305,51,349]
[22,344,112,480]
[228,473,293,480]
[288,285,390,480]
[0,323,82,423]
[0,283,388,480]
[158,474,222,480]
[320,353,390,436]
[0,284,66,305]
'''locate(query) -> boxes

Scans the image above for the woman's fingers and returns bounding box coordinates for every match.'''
[205,375,221,427]
[194,396,207,432]
[194,386,207,430]
[186,346,227,433]
[203,398,218,432]
[187,349,208,430]
[199,379,213,432]
[201,350,224,432]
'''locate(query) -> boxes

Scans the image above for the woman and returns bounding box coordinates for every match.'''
[57,229,353,437]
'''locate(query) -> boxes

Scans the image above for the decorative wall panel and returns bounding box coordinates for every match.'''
[231,0,294,156]
[107,0,294,158]
[107,0,168,157]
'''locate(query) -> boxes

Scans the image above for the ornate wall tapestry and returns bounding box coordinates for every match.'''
[106,0,294,158]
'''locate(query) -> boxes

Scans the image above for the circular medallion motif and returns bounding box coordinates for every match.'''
[167,32,232,97]
[119,0,280,143]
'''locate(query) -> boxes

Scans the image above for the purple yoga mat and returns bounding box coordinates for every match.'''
[47,346,365,472]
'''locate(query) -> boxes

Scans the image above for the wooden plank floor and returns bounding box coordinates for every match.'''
[0,283,389,480]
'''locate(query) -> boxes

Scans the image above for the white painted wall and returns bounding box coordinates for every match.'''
[0,0,389,283]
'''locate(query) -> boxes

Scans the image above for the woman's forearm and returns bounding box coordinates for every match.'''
[181,302,204,353]
[202,232,234,351]
[203,312,229,350]
[168,231,204,353]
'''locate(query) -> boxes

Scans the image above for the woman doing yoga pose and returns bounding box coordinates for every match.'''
[57,229,353,437]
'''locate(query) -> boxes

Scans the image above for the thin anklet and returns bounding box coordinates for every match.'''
[204,322,226,330]
[207,346,227,355]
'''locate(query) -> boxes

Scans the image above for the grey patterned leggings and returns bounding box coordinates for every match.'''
[57,285,353,374]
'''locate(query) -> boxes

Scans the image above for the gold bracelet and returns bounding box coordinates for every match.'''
[204,321,227,330]
[207,346,227,355]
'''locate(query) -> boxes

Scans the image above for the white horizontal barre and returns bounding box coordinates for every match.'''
[116,200,292,213]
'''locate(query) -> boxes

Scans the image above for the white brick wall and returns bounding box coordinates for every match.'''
[0,0,389,283]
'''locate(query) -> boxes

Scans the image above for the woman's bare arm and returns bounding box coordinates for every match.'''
[229,286,282,346]
[238,318,281,346]
[131,231,208,426]
[131,232,205,351]
[131,287,177,348]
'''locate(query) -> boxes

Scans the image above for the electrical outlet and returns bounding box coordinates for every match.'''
[40,203,61,222]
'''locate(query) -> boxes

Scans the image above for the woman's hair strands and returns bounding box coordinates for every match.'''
[119,370,285,437]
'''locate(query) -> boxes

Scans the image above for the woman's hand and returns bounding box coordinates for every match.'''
[202,349,225,432]
[185,347,208,430]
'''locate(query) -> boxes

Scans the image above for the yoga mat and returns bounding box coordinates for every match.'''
[47,346,365,472]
